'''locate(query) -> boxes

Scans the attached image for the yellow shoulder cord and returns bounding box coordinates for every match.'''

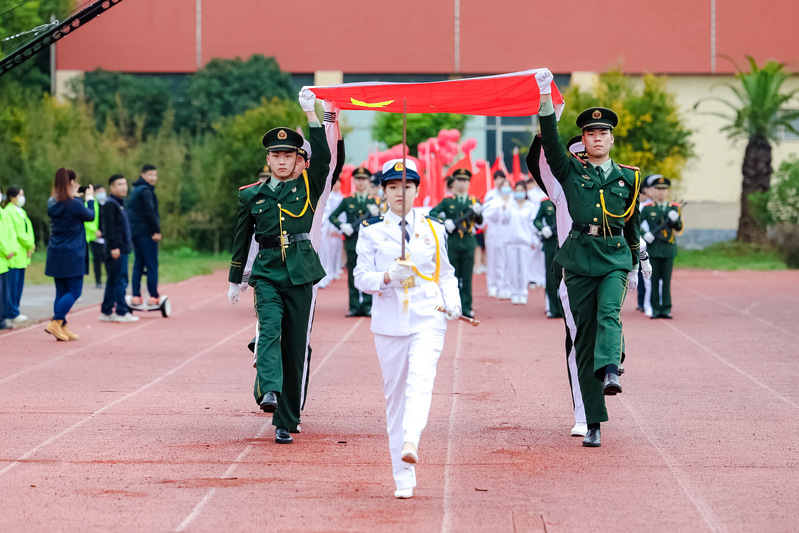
[276,170,316,261]
[599,169,641,237]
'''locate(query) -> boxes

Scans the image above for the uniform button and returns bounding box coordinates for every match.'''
[259,209,263,213]
[596,204,600,208]
[281,217,285,221]
[599,189,603,193]
[593,218,598,222]
[617,243,621,247]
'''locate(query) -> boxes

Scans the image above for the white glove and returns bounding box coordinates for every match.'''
[643,231,655,244]
[640,258,652,279]
[627,271,639,291]
[387,262,414,282]
[535,68,553,95]
[668,210,680,223]
[471,202,483,215]
[541,225,553,239]
[298,87,316,112]
[227,282,241,304]
[239,275,250,292]
[444,219,457,233]
[367,204,379,217]
[341,223,354,236]
[445,305,462,321]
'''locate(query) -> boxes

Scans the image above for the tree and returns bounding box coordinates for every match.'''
[558,71,694,182]
[696,57,799,243]
[372,113,469,156]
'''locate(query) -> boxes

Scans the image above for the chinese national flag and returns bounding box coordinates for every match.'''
[447,153,473,176]
[511,147,522,184]
[469,160,490,200]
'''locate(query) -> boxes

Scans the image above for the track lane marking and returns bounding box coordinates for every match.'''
[173,318,365,532]
[440,320,464,533]
[0,324,253,479]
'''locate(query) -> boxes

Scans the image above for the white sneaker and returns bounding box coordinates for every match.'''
[99,313,116,322]
[401,442,418,464]
[498,291,511,300]
[488,289,498,298]
[644,306,653,317]
[114,313,139,323]
[394,487,414,499]
[571,423,588,437]
[12,315,28,323]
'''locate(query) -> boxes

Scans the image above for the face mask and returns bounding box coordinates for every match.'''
[15,196,26,208]
[514,191,527,200]
[501,186,512,195]
[95,192,107,204]
[0,194,5,202]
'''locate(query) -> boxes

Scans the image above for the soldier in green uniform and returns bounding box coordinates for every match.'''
[641,176,682,319]
[327,166,379,317]
[227,89,330,444]
[533,196,562,318]
[428,168,484,318]
[536,69,641,447]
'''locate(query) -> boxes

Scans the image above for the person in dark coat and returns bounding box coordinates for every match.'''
[127,164,161,306]
[44,168,95,341]
[100,174,137,323]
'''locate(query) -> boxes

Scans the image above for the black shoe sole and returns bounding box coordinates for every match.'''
[275,437,293,444]
[603,386,621,395]
[582,440,601,447]
[260,403,277,413]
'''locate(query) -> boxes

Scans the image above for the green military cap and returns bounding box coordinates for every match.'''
[651,175,671,188]
[450,168,472,180]
[352,166,372,179]
[567,135,588,159]
[262,127,303,152]
[576,107,618,131]
[258,165,272,178]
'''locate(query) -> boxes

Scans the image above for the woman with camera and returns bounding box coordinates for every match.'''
[44,168,95,341]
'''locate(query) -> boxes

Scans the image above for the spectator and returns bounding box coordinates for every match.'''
[0,184,14,330]
[4,186,35,323]
[127,164,161,306]
[100,175,138,323]
[86,184,107,289]
[44,168,95,341]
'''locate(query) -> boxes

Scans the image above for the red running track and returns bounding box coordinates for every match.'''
[1,268,798,532]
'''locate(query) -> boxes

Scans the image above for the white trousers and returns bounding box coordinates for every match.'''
[486,239,507,294]
[506,244,531,299]
[318,233,343,286]
[374,329,445,490]
[528,246,546,286]
[559,278,586,426]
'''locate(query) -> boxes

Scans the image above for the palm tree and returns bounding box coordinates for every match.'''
[697,57,799,242]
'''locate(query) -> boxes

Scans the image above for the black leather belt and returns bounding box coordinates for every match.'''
[259,233,310,249]
[571,223,623,237]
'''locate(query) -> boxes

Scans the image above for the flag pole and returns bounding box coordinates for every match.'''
[400,98,408,260]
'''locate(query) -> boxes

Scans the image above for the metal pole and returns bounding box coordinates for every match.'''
[400,98,408,260]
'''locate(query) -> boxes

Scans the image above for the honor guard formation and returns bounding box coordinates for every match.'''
[223,76,683,497]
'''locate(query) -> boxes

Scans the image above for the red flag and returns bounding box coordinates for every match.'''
[340,165,354,197]
[511,147,522,184]
[309,69,564,117]
[490,155,508,177]
[469,160,490,200]
[447,153,474,176]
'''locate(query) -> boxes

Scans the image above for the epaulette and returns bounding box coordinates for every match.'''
[425,215,445,224]
[618,163,640,171]
[641,199,654,206]
[361,216,383,227]
[670,202,681,207]
[541,197,550,202]
[239,181,259,191]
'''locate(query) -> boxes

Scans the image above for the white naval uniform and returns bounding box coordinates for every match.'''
[482,188,504,296]
[526,186,547,287]
[506,200,538,302]
[318,189,344,288]
[354,208,460,491]
[536,147,586,428]
[483,195,512,297]
[638,200,654,316]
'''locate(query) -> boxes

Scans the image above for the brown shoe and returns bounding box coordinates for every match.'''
[45,320,70,341]
[130,296,143,306]
[61,321,79,341]
[147,297,160,306]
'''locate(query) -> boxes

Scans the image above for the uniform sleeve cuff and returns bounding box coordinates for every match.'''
[539,99,555,116]
[308,121,321,128]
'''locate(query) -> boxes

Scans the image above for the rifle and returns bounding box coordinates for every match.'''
[648,201,686,242]
[446,204,482,235]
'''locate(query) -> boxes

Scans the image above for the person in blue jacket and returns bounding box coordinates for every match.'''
[44,168,95,341]
[127,164,161,307]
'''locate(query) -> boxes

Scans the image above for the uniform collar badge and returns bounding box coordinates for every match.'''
[256,199,265,204]
[618,180,625,186]
[291,187,297,193]
[582,175,590,180]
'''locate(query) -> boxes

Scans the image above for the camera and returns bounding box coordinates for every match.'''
[78,186,88,194]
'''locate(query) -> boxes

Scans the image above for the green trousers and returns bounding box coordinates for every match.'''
[253,279,313,430]
[650,257,674,318]
[448,243,474,316]
[543,240,562,317]
[345,248,372,314]
[564,269,628,424]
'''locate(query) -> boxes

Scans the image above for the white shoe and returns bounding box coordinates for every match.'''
[498,291,511,300]
[394,487,414,499]
[488,289,498,298]
[401,442,418,464]
[644,306,653,317]
[571,423,588,437]
[99,313,116,322]
[114,313,139,323]
[12,315,28,323]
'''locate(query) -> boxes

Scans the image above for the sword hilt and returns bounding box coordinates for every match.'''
[434,305,480,327]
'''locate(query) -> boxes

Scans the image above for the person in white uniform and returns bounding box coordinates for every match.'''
[354,158,461,499]
[483,179,513,299]
[318,179,344,289]
[525,179,547,288]
[483,171,508,297]
[505,181,537,304]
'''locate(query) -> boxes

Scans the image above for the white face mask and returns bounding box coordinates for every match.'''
[95,192,107,204]
[15,196,26,208]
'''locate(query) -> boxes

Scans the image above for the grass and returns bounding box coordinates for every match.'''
[675,241,788,271]
[25,246,229,285]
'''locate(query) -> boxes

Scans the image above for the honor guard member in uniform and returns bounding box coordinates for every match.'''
[428,168,483,317]
[641,176,682,319]
[227,89,330,444]
[637,177,655,314]
[533,194,562,318]
[354,159,461,499]
[536,69,641,447]
[328,166,379,317]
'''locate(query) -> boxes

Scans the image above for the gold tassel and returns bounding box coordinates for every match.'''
[403,288,409,314]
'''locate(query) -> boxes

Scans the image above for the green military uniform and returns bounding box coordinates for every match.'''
[533,198,562,318]
[328,166,377,316]
[539,104,640,426]
[641,176,682,319]
[229,125,330,431]
[429,169,483,317]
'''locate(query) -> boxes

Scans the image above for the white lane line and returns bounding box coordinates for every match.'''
[441,321,464,533]
[666,321,799,410]
[620,396,724,533]
[0,295,217,385]
[173,318,365,532]
[0,324,253,479]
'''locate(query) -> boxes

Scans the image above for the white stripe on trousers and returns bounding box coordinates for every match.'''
[374,329,445,490]
[559,278,586,426]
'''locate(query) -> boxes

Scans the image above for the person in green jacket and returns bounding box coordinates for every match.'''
[4,187,35,323]
[327,166,379,317]
[428,168,484,318]
[641,176,682,319]
[533,196,562,318]
[0,184,16,329]
[226,89,330,445]
[536,68,641,448]
[85,184,106,289]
